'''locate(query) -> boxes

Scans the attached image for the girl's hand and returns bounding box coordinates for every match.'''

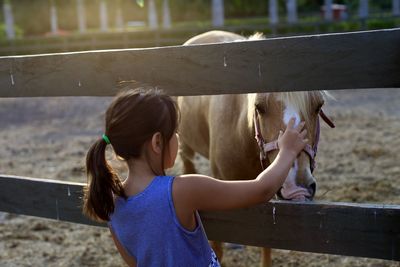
[278,117,308,158]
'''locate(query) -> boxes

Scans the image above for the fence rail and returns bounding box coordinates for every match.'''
[0,28,399,98]
[0,175,399,261]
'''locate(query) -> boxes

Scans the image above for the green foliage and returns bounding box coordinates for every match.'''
[136,0,144,8]
[0,23,23,41]
[367,18,398,29]
[0,0,397,37]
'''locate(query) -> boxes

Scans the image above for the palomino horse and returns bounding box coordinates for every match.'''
[178,31,334,267]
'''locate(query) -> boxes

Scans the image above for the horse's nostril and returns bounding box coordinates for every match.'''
[309,182,317,198]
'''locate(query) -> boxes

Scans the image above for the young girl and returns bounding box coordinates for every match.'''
[83,88,308,267]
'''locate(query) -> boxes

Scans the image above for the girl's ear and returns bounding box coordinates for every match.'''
[150,132,163,154]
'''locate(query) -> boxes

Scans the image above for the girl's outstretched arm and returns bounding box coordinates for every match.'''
[173,149,297,212]
[172,118,307,225]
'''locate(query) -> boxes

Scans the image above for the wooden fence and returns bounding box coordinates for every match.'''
[0,28,400,261]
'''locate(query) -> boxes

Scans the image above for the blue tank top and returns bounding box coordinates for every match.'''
[108,176,220,267]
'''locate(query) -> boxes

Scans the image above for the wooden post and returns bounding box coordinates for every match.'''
[99,0,108,32]
[50,0,59,35]
[148,0,158,29]
[212,0,224,27]
[286,0,298,24]
[162,0,171,29]
[115,0,124,31]
[3,0,15,40]
[269,0,278,34]
[393,0,400,16]
[324,0,333,22]
[76,0,87,33]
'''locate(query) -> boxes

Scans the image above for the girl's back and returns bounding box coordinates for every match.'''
[109,175,217,266]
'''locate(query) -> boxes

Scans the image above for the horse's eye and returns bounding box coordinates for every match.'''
[255,103,266,114]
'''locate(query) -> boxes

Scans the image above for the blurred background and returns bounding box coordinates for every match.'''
[0,0,399,55]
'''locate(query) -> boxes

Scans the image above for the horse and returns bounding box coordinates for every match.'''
[177,30,335,267]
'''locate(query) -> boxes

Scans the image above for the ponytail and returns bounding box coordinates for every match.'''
[83,138,126,222]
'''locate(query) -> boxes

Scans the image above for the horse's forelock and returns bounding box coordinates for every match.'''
[277,91,328,125]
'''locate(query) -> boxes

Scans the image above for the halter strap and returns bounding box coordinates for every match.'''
[254,108,334,172]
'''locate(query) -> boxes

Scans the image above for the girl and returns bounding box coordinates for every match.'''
[83,88,308,267]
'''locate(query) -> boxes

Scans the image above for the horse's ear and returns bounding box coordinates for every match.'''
[255,94,269,114]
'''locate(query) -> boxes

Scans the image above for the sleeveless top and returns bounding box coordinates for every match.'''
[108,175,220,267]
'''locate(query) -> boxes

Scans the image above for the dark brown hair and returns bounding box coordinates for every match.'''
[83,88,179,222]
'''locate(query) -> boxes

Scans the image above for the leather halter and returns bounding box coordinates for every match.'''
[254,108,335,172]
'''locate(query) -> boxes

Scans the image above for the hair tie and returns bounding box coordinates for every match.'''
[102,134,111,145]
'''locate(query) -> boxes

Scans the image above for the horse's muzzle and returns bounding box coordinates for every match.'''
[277,182,316,201]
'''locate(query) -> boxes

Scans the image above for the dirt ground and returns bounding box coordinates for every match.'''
[0,88,399,267]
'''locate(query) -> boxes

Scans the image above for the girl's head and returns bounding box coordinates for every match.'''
[83,88,179,222]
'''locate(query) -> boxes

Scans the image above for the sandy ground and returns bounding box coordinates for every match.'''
[0,88,399,267]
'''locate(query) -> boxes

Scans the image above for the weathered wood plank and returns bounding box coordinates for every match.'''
[0,175,103,227]
[0,174,399,261]
[0,28,399,97]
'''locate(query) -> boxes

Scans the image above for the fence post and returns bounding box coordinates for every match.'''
[269,0,278,34]
[324,0,333,22]
[99,0,109,32]
[393,0,400,16]
[115,0,124,31]
[286,0,298,24]
[3,0,15,40]
[212,0,224,27]
[359,0,368,29]
[162,0,171,29]
[50,0,59,35]
[76,0,87,33]
[148,0,158,29]
[359,0,369,18]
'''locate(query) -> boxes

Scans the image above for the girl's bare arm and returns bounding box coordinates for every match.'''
[173,118,307,213]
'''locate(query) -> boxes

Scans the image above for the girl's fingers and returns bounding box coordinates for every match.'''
[278,130,283,139]
[300,129,307,138]
[295,121,306,132]
[287,117,295,129]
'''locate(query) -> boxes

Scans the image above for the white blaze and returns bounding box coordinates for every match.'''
[283,104,300,127]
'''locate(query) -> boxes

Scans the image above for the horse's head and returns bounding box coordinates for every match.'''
[251,91,334,201]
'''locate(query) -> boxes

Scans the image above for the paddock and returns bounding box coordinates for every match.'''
[0,28,399,266]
